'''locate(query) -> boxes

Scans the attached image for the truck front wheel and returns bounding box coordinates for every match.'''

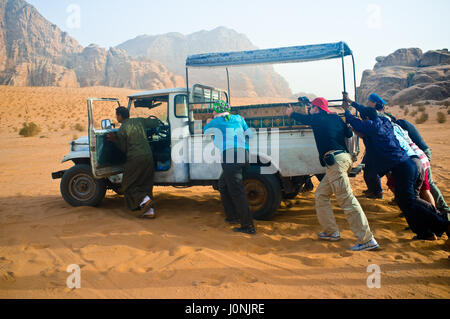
[243,167,281,221]
[60,164,106,207]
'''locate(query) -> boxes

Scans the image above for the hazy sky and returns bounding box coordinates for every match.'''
[27,0,450,99]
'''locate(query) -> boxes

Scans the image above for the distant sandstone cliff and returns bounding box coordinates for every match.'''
[357,48,450,105]
[0,0,291,97]
[116,27,292,97]
[0,0,183,90]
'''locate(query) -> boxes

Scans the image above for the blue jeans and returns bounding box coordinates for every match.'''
[363,155,382,194]
[392,158,449,238]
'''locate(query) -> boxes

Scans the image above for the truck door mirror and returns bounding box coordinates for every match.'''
[101,119,112,129]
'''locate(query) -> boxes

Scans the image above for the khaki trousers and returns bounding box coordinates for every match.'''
[315,153,373,244]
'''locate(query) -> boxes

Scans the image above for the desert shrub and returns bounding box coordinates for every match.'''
[415,112,429,124]
[399,104,405,109]
[437,112,447,123]
[73,123,85,132]
[447,109,450,115]
[19,122,41,137]
[444,101,450,107]
[404,107,409,116]
[60,123,66,129]
[410,110,418,117]
[418,105,426,112]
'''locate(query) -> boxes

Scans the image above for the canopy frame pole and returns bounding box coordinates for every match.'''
[341,54,347,95]
[226,67,231,105]
[185,67,190,101]
[351,53,357,102]
[351,52,360,156]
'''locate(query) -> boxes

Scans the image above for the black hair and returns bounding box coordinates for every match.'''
[359,107,378,121]
[116,106,130,119]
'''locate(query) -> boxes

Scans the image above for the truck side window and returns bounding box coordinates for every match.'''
[175,95,188,118]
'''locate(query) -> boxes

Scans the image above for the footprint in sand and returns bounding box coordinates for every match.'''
[248,245,270,255]
[2,271,16,283]
[284,254,329,267]
[206,274,226,286]
[236,272,258,284]
[0,256,9,264]
[145,267,153,273]
[29,243,50,250]
[6,215,24,222]
[155,269,177,280]
[193,274,226,287]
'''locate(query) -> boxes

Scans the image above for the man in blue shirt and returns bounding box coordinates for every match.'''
[204,100,255,234]
[343,93,450,241]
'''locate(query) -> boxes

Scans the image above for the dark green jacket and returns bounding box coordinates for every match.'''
[114,118,160,160]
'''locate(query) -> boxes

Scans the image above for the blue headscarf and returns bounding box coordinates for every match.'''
[368,93,386,111]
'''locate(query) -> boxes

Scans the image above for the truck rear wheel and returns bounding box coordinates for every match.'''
[60,164,106,207]
[243,167,281,221]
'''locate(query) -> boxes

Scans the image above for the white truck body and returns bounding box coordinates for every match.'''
[53,41,361,219]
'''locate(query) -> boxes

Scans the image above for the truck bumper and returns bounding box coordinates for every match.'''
[52,170,66,180]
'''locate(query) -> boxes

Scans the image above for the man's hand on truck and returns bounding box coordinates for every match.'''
[286,104,294,117]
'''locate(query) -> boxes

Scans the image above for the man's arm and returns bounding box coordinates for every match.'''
[342,92,366,114]
[142,118,161,129]
[286,104,312,125]
[345,110,375,136]
[290,112,313,125]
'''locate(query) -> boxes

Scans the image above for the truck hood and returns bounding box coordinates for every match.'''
[71,136,89,153]
[72,136,88,145]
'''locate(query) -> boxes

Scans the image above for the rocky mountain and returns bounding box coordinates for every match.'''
[116,27,292,97]
[357,48,450,105]
[0,0,183,90]
[0,0,83,86]
[70,44,184,89]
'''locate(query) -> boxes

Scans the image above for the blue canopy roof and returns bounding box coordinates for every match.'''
[186,42,352,68]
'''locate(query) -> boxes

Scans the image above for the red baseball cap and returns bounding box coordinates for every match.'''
[311,98,330,113]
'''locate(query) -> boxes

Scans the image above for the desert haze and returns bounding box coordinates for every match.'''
[0,86,449,299]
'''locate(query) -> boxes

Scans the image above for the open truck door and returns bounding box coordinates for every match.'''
[88,98,125,179]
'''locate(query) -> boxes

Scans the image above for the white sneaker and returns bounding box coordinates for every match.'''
[349,238,379,251]
[141,208,155,219]
[318,231,341,241]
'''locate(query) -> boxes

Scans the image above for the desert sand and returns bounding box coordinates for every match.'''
[0,86,449,299]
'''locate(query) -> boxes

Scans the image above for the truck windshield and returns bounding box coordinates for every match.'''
[131,95,169,123]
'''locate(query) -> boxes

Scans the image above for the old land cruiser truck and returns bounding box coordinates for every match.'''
[52,42,362,220]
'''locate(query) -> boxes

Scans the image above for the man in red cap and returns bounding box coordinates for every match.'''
[286,98,379,251]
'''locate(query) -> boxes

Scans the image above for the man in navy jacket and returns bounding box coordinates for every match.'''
[343,93,450,241]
